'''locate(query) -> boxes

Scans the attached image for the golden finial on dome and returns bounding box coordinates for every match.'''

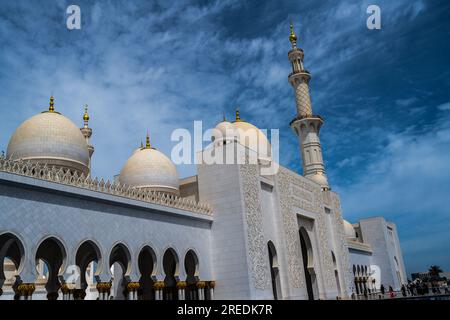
[289,22,297,46]
[146,132,151,149]
[223,112,227,122]
[235,108,242,122]
[49,96,55,112]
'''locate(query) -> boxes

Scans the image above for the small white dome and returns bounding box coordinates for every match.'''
[308,172,329,189]
[343,220,356,239]
[119,147,179,195]
[6,111,90,174]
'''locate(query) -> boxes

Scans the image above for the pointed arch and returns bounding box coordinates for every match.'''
[267,241,282,300]
[184,249,199,300]
[0,232,25,297]
[109,243,132,300]
[163,248,179,300]
[299,227,317,300]
[75,240,102,299]
[138,245,157,300]
[35,236,67,300]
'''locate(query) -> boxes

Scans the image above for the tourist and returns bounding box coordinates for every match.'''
[389,286,395,298]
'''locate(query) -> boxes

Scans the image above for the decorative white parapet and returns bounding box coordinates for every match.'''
[0,156,213,216]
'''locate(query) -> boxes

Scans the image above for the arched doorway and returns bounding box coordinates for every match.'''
[35,237,67,300]
[163,248,178,300]
[0,233,25,298]
[299,228,316,300]
[109,243,131,300]
[138,246,156,300]
[184,250,199,300]
[267,241,281,300]
[75,240,101,300]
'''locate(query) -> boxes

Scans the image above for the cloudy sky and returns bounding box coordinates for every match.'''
[0,0,449,276]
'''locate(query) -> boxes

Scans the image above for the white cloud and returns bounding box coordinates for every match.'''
[396,97,418,107]
[336,156,364,169]
[437,102,450,111]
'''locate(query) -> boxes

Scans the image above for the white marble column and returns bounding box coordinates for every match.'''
[209,281,215,300]
[153,281,165,300]
[196,281,206,300]
[177,281,186,300]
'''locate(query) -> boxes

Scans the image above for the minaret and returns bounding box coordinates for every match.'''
[80,105,94,174]
[288,23,329,190]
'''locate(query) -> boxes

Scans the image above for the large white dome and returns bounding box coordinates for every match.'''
[233,120,272,158]
[212,112,272,159]
[119,146,179,195]
[211,120,236,146]
[6,109,90,175]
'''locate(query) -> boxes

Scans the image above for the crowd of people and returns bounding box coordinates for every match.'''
[350,282,450,300]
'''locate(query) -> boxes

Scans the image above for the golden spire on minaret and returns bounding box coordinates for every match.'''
[49,96,55,112]
[289,22,297,47]
[83,104,90,128]
[83,105,90,121]
[146,132,151,149]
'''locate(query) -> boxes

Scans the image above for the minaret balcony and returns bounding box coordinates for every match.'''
[289,114,324,126]
[288,70,311,86]
[288,69,310,78]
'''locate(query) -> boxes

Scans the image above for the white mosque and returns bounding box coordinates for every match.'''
[0,24,406,300]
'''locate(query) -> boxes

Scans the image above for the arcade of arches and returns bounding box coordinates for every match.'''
[0,233,215,300]
[352,264,376,296]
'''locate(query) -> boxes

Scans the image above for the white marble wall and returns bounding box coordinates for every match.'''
[197,160,252,299]
[198,142,351,300]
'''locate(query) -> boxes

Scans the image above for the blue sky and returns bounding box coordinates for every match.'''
[0,0,449,276]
